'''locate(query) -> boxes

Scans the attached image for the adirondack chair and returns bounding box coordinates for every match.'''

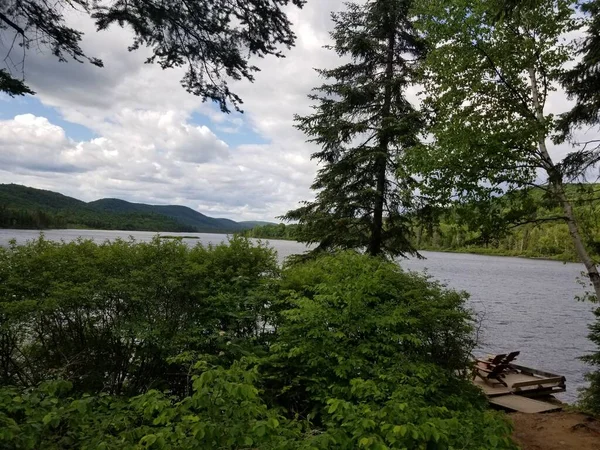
[475,351,520,368]
[474,362,511,387]
[475,353,507,367]
[473,351,521,387]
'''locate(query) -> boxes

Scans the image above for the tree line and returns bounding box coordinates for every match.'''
[0,204,196,232]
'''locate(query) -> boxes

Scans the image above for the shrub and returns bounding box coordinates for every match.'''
[0,235,277,395]
[0,362,304,450]
[580,305,600,415]
[265,252,476,412]
[0,241,517,449]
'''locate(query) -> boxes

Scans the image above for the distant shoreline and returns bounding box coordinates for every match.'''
[242,234,580,263]
[0,226,235,235]
[0,227,581,263]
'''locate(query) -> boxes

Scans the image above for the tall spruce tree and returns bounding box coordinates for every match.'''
[283,0,424,258]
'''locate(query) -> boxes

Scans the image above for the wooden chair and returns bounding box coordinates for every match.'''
[473,351,521,387]
[475,351,520,368]
[474,362,511,387]
[475,353,506,367]
[502,351,520,365]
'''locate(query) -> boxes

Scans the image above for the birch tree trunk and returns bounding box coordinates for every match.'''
[529,67,600,300]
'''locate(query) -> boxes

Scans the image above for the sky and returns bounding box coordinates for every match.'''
[0,1,598,222]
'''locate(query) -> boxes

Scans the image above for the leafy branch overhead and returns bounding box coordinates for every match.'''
[413,0,600,299]
[0,0,306,112]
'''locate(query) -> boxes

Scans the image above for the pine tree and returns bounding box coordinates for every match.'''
[0,0,305,111]
[283,0,424,258]
[559,0,600,137]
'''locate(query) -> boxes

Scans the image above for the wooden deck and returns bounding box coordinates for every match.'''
[489,395,562,414]
[473,362,566,413]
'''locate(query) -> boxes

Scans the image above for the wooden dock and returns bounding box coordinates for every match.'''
[473,362,566,413]
[488,394,562,413]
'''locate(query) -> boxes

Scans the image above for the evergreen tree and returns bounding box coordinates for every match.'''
[0,0,305,111]
[559,0,600,137]
[283,0,424,258]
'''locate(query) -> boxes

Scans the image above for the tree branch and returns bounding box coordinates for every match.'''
[0,11,25,36]
[471,42,537,122]
[507,215,568,229]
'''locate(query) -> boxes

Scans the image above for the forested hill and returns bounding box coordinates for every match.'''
[0,184,266,233]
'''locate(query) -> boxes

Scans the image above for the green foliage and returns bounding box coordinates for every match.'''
[283,0,424,258]
[1,1,304,110]
[0,235,277,394]
[413,0,600,300]
[412,0,578,206]
[264,252,477,415]
[415,185,600,261]
[559,0,600,138]
[0,239,517,449]
[0,363,301,450]
[241,223,301,240]
[580,303,600,415]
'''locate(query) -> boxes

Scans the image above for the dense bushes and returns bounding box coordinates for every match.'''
[0,237,516,449]
[0,236,277,395]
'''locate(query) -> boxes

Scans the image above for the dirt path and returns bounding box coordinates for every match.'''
[511,412,600,449]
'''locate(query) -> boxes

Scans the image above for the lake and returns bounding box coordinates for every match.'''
[0,228,596,403]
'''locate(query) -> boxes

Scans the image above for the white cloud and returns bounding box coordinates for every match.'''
[0,1,342,221]
[0,114,83,173]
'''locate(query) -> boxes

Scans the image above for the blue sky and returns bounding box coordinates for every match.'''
[0,96,96,141]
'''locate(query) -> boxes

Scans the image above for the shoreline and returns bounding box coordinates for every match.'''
[416,246,580,263]
[245,236,581,263]
[0,228,584,263]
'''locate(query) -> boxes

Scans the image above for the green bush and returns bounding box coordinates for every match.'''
[0,235,277,395]
[0,362,303,450]
[0,240,517,449]
[264,252,477,413]
[580,305,600,415]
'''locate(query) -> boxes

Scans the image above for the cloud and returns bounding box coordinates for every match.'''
[0,1,342,220]
[2,0,597,222]
[0,114,84,173]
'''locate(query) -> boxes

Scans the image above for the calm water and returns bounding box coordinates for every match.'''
[0,229,596,402]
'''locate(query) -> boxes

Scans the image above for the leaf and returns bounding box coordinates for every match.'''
[393,425,408,437]
[267,417,280,429]
[140,434,157,447]
[328,400,339,414]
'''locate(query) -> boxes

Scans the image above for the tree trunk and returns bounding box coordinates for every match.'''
[528,67,600,300]
[368,21,395,257]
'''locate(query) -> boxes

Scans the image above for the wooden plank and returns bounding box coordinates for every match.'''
[512,377,565,390]
[489,395,562,413]
[509,364,561,379]
[473,377,512,397]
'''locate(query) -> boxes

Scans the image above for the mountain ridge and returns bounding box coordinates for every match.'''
[0,184,273,233]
